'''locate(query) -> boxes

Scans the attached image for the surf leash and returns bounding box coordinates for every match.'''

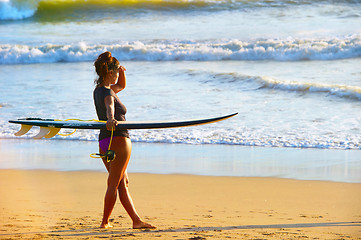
[89,127,116,162]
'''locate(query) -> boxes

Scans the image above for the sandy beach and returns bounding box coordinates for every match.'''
[0,170,360,239]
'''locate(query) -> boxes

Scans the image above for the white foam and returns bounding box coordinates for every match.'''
[3,126,360,150]
[1,35,360,64]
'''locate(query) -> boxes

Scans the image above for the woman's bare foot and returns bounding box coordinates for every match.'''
[100,223,113,229]
[133,221,156,229]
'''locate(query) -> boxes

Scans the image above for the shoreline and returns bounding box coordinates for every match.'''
[1,138,361,183]
[0,169,360,239]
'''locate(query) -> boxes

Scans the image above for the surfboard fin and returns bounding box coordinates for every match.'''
[33,127,52,139]
[14,124,32,136]
[44,128,61,138]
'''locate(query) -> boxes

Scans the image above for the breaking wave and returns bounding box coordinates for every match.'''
[188,71,361,101]
[258,77,361,101]
[0,0,39,20]
[1,35,360,64]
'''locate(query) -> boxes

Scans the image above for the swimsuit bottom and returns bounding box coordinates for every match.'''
[99,137,112,153]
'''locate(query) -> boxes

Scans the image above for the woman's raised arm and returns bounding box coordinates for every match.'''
[111,66,126,93]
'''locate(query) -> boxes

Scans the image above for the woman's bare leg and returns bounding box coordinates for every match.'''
[99,137,155,229]
[118,173,156,229]
[100,137,131,228]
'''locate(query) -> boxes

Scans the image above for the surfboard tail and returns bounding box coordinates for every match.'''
[13,124,61,139]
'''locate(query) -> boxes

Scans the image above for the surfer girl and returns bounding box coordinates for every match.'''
[93,51,155,229]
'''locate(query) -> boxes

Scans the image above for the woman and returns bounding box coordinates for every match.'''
[93,51,155,229]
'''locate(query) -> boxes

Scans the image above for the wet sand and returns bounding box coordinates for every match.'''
[0,170,360,239]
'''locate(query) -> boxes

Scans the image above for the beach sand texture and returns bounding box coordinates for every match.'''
[0,170,360,239]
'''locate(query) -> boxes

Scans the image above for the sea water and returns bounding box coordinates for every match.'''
[0,0,360,181]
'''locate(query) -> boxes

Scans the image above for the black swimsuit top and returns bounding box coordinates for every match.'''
[93,86,129,140]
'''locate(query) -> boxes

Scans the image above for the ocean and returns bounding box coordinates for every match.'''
[0,0,360,182]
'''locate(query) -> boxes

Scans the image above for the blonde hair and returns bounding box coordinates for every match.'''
[94,51,120,86]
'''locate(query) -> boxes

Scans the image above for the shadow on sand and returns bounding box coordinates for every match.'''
[1,221,360,237]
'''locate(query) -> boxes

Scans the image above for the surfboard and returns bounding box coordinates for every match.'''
[9,113,238,139]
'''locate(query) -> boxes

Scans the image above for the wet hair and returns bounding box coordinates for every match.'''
[94,51,120,86]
